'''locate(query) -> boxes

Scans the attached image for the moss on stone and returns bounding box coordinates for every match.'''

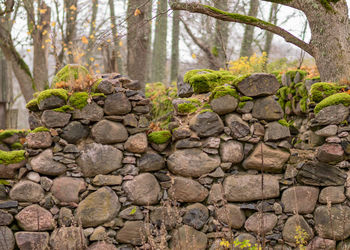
[91,93,106,98]
[286,70,308,82]
[199,109,213,114]
[310,82,345,102]
[314,93,350,114]
[231,74,251,87]
[209,85,239,101]
[238,102,246,109]
[26,98,39,111]
[278,119,290,127]
[0,130,26,141]
[277,86,289,101]
[10,142,23,150]
[92,78,103,92]
[240,96,253,102]
[69,92,89,109]
[53,105,74,112]
[52,64,89,85]
[148,131,172,144]
[0,150,26,165]
[31,126,50,133]
[177,103,197,114]
[300,96,308,113]
[37,89,68,105]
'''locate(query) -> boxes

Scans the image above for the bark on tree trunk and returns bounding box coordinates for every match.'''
[264,3,278,59]
[109,0,123,74]
[240,0,259,57]
[213,0,228,68]
[170,10,180,82]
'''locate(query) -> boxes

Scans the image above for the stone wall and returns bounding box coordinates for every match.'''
[0,72,350,249]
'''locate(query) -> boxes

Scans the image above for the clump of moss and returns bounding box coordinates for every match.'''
[314,93,350,113]
[199,109,213,114]
[0,130,26,141]
[310,82,345,102]
[299,96,308,113]
[52,64,89,85]
[10,142,23,150]
[209,85,239,101]
[91,93,106,98]
[286,70,308,83]
[31,126,50,133]
[91,78,103,92]
[184,69,236,93]
[69,92,89,109]
[231,74,251,86]
[240,96,253,102]
[53,105,74,112]
[148,131,172,144]
[26,98,39,111]
[37,89,68,105]
[0,150,26,165]
[177,103,197,114]
[278,119,290,127]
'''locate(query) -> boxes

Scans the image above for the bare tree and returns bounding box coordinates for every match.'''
[170,10,180,82]
[109,0,123,74]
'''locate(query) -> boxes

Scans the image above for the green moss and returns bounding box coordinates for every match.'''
[314,93,350,113]
[53,105,74,112]
[209,85,239,101]
[37,89,68,105]
[231,74,251,87]
[300,96,308,113]
[238,102,246,109]
[31,126,50,133]
[26,98,39,111]
[0,150,26,165]
[240,96,253,102]
[91,93,106,98]
[277,86,289,101]
[52,64,89,85]
[286,70,308,82]
[185,98,201,106]
[278,119,290,127]
[211,46,218,57]
[310,82,345,102]
[177,103,197,114]
[10,142,23,150]
[0,130,26,141]
[285,101,292,110]
[148,131,172,144]
[69,92,89,109]
[92,78,103,92]
[199,109,213,114]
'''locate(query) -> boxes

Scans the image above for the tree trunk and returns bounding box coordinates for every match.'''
[109,0,123,74]
[213,0,228,68]
[127,0,151,91]
[170,10,180,82]
[240,0,259,57]
[264,3,278,59]
[87,0,98,67]
[151,0,168,82]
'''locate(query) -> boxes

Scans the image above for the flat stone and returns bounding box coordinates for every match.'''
[317,143,344,163]
[225,114,250,138]
[0,201,17,209]
[297,161,346,186]
[220,140,244,163]
[9,181,44,202]
[307,236,336,250]
[252,96,284,121]
[312,104,349,126]
[207,183,224,205]
[189,111,224,137]
[76,187,120,227]
[177,80,194,98]
[15,205,54,231]
[167,149,220,177]
[175,138,202,149]
[38,95,65,110]
[0,210,13,226]
[170,225,207,250]
[0,226,14,250]
[41,110,71,128]
[89,226,106,241]
[50,227,86,250]
[15,232,49,250]
[315,125,338,137]
[168,177,208,203]
[282,215,313,244]
[245,213,277,234]
[183,203,208,230]
[243,143,290,173]
[123,173,160,205]
[123,114,138,127]
[137,152,164,172]
[124,133,148,153]
[319,186,346,204]
[92,175,122,186]
[27,171,40,183]
[315,205,350,240]
[281,186,319,214]
[264,121,291,141]
[0,160,25,179]
[104,93,131,115]
[91,120,128,144]
[60,121,89,144]
[216,204,245,229]
[172,127,191,140]
[87,242,117,250]
[237,73,280,97]
[116,221,146,246]
[119,206,144,220]
[77,143,123,177]
[51,177,86,203]
[72,102,104,121]
[30,149,66,176]
[223,175,279,202]
[210,95,238,115]
[26,132,52,149]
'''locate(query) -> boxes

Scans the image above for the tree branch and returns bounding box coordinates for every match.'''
[171,2,314,56]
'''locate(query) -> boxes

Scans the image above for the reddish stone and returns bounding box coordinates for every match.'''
[15,205,55,231]
[51,177,86,203]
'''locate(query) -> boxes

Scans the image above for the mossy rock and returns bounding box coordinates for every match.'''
[148,131,172,144]
[231,74,251,87]
[177,103,197,114]
[199,109,213,114]
[37,89,68,104]
[314,93,350,114]
[310,82,345,103]
[0,130,27,141]
[0,150,26,165]
[209,85,239,101]
[10,142,23,150]
[26,99,39,111]
[69,92,89,110]
[52,64,89,85]
[285,70,308,83]
[184,69,236,93]
[31,126,50,133]
[53,105,74,112]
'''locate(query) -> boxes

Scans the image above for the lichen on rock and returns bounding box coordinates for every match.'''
[148,131,172,144]
[314,93,350,113]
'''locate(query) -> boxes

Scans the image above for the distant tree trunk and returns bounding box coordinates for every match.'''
[264,3,278,59]
[109,0,123,74]
[146,2,153,82]
[151,0,168,82]
[127,0,151,91]
[170,10,180,82]
[240,0,259,57]
[213,0,228,68]
[87,0,98,67]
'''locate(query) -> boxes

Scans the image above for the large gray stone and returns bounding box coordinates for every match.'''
[245,213,277,234]
[281,186,319,214]
[220,140,244,163]
[167,149,220,177]
[38,95,65,110]
[91,120,128,144]
[72,102,104,121]
[15,232,49,250]
[170,225,207,250]
[312,104,349,126]
[225,114,250,138]
[138,152,165,172]
[183,203,208,230]
[123,173,160,205]
[189,111,224,137]
[216,204,245,229]
[15,205,55,231]
[41,110,71,128]
[252,96,284,121]
[60,121,89,144]
[0,226,14,250]
[315,205,350,240]
[210,95,238,115]
[315,125,338,137]
[104,93,131,115]
[282,215,313,244]
[9,181,44,203]
[30,149,66,176]
[237,73,280,97]
[264,121,291,141]
[77,143,123,177]
[223,175,279,202]
[76,187,120,227]
[242,143,290,173]
[0,210,13,226]
[168,177,208,202]
[51,177,86,203]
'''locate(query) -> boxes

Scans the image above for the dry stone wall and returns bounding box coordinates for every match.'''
[1,72,350,249]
